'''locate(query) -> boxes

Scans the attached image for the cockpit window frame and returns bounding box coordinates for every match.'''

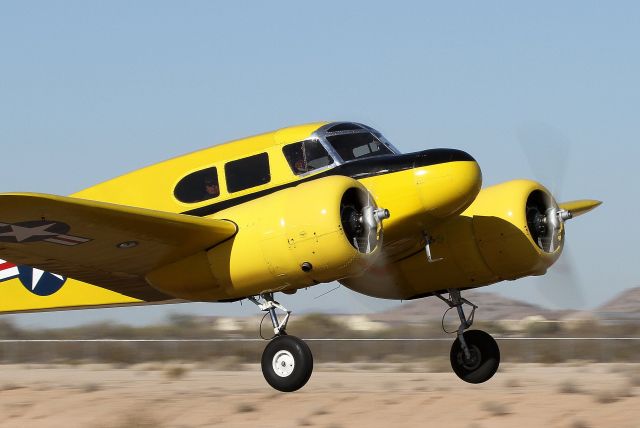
[311,122,400,165]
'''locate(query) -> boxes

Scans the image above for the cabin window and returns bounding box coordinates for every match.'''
[283,140,334,175]
[225,152,271,193]
[326,132,393,162]
[174,167,220,203]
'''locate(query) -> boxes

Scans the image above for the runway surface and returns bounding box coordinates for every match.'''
[0,363,637,427]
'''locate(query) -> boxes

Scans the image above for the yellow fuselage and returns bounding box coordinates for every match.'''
[0,121,564,312]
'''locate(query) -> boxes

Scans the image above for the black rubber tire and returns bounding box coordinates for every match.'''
[450,330,500,384]
[261,335,313,392]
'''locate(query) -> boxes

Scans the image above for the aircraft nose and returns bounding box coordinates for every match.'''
[412,149,482,219]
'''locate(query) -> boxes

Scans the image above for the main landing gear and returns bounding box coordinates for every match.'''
[248,290,498,391]
[436,289,500,384]
[249,293,313,392]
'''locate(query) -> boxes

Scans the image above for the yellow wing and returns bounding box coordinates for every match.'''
[0,193,237,303]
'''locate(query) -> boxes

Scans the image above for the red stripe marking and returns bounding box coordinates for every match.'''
[0,261,16,270]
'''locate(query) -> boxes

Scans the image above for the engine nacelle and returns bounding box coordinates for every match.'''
[462,179,563,280]
[147,176,384,300]
[341,179,563,300]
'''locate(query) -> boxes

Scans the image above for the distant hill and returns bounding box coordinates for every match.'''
[595,286,640,321]
[370,291,567,324]
[370,287,640,324]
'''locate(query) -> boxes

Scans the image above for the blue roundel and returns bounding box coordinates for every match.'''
[17,266,67,296]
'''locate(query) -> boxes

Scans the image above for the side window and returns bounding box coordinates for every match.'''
[283,140,333,175]
[174,167,220,203]
[225,152,271,193]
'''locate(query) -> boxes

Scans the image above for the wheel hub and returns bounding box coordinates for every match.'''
[458,345,481,371]
[272,350,295,377]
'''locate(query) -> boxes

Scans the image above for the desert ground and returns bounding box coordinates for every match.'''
[0,363,637,428]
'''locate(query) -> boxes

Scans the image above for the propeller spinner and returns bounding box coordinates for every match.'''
[340,188,390,254]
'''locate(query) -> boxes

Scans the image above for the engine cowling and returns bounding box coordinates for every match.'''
[463,179,563,280]
[147,176,387,300]
[341,179,563,300]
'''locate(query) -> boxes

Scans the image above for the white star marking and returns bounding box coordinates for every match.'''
[31,268,64,290]
[0,224,59,242]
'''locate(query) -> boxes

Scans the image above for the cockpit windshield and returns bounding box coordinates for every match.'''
[325,131,393,162]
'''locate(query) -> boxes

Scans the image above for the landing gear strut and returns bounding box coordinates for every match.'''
[436,289,500,384]
[249,293,313,392]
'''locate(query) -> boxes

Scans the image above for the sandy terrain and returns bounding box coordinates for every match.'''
[0,363,637,428]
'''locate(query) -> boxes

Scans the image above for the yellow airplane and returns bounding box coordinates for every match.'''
[0,121,600,392]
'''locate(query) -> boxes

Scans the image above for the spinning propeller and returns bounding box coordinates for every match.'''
[518,123,601,307]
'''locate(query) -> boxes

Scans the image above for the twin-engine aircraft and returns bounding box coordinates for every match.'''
[0,122,600,391]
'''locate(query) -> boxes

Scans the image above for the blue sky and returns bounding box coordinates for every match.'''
[1,2,638,326]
